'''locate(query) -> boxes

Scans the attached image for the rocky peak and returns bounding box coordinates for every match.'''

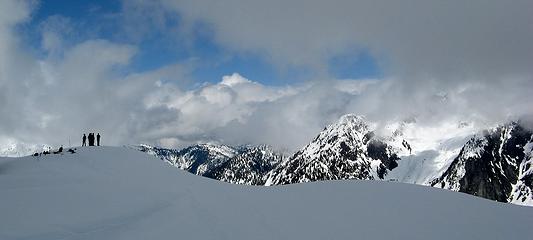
[266,114,404,185]
[431,121,533,202]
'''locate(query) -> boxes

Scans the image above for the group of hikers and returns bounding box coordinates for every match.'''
[82,133,101,147]
[32,132,103,157]
[33,145,74,156]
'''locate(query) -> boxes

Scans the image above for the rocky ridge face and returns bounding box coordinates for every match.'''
[431,122,533,204]
[138,143,283,185]
[138,115,533,206]
[265,114,408,185]
[207,145,283,185]
[508,137,533,206]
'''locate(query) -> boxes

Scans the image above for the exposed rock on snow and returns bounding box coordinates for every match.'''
[265,114,409,185]
[432,122,533,203]
[138,143,283,185]
[138,115,533,206]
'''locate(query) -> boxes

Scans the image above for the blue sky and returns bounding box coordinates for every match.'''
[24,0,382,86]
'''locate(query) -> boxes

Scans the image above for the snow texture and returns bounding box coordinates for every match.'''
[1,147,532,240]
[384,119,475,185]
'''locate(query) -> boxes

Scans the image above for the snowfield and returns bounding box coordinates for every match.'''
[1,147,532,240]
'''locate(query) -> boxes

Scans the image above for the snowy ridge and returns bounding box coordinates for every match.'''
[265,114,408,185]
[136,114,533,206]
[208,145,283,185]
[430,135,487,191]
[137,143,283,185]
[2,147,532,239]
[138,143,237,175]
[178,143,237,175]
[384,120,476,185]
[432,122,533,203]
[508,136,533,206]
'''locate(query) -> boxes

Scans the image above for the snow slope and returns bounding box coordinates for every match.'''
[136,115,533,205]
[1,147,532,240]
[384,120,476,184]
[265,114,474,186]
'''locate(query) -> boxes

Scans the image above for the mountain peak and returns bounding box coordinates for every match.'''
[313,114,371,144]
[335,114,369,130]
[266,114,383,185]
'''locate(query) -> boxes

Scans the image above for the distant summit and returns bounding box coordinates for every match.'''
[265,114,406,185]
[138,143,283,185]
[138,114,533,206]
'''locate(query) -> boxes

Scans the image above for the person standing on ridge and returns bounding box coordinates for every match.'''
[82,134,87,146]
[88,133,94,146]
[97,133,101,146]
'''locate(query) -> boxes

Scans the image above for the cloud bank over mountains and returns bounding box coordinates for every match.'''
[1,0,532,152]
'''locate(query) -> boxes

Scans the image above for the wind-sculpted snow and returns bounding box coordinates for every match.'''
[1,147,532,240]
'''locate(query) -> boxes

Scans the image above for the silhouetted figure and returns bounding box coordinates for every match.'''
[68,148,76,154]
[82,134,87,146]
[54,146,63,154]
[42,147,51,155]
[97,133,101,146]
[88,133,95,146]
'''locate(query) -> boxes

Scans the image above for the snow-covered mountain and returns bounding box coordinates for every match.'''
[207,145,283,185]
[138,143,238,175]
[3,147,532,239]
[510,139,533,206]
[137,143,283,185]
[268,115,533,205]
[382,118,477,185]
[265,114,409,185]
[137,114,533,206]
[431,121,533,205]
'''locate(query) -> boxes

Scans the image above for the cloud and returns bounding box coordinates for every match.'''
[1,1,357,153]
[135,72,382,150]
[0,0,32,28]
[150,0,533,127]
[154,1,533,77]
[140,73,301,146]
[0,1,191,151]
[1,0,533,156]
